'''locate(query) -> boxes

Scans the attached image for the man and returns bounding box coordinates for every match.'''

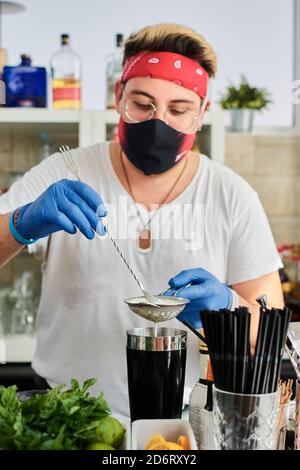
[0,23,283,419]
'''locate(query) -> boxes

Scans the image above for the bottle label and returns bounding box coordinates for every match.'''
[52,79,81,109]
[189,383,215,450]
[53,87,81,101]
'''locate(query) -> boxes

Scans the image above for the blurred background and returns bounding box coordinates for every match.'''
[0,0,299,385]
[1,0,294,126]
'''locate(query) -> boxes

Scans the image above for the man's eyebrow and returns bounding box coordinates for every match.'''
[170,98,195,104]
[129,89,195,104]
[129,89,155,100]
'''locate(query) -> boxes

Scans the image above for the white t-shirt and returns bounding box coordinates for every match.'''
[0,142,282,420]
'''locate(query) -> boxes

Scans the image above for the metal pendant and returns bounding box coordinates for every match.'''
[137,228,152,254]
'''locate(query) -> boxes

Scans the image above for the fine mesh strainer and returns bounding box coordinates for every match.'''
[124,295,189,323]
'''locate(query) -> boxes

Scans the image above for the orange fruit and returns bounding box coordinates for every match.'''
[177,435,190,450]
[165,441,184,450]
[149,443,171,450]
[146,433,167,450]
[149,442,184,451]
[145,433,189,451]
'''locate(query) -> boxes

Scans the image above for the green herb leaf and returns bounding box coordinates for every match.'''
[0,378,111,450]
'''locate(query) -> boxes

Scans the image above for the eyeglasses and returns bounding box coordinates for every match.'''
[121,95,203,133]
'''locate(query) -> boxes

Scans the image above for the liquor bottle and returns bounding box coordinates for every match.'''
[50,34,81,109]
[0,48,6,73]
[189,330,215,450]
[106,33,124,109]
[3,54,47,107]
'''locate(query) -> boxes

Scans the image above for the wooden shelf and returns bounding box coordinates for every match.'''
[0,108,82,123]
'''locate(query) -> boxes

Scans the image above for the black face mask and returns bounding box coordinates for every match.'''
[118,118,196,176]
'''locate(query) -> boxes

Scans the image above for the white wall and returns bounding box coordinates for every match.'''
[2,0,294,127]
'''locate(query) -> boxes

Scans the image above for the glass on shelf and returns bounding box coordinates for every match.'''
[6,271,41,336]
[0,287,11,335]
[11,298,32,335]
[38,131,53,160]
[106,33,124,109]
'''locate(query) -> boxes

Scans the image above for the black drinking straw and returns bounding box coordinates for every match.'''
[212,311,223,389]
[250,308,265,394]
[282,308,292,351]
[232,313,238,393]
[235,310,243,393]
[201,306,292,396]
[201,311,219,387]
[227,310,233,390]
[240,310,251,394]
[214,310,224,389]
[260,310,277,394]
[225,311,233,392]
[233,309,243,392]
[220,310,225,390]
[269,313,282,393]
[253,311,271,393]
[212,311,222,388]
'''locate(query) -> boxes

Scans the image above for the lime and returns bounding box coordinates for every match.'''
[95,416,125,449]
[85,442,115,450]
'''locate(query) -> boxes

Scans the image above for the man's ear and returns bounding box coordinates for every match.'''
[205,99,211,112]
[114,80,123,113]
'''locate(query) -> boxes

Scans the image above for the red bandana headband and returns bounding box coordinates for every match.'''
[120,51,209,99]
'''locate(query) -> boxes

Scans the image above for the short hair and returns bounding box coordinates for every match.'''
[123,23,217,78]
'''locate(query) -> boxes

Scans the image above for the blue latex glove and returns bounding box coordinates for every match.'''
[166,268,232,329]
[14,179,107,240]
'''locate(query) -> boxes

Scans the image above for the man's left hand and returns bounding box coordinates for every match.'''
[166,268,232,328]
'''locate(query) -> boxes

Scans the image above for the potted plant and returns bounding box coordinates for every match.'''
[220,75,272,132]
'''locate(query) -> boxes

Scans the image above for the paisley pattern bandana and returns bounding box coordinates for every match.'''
[121,51,209,99]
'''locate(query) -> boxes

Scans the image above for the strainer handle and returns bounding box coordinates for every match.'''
[160,282,193,297]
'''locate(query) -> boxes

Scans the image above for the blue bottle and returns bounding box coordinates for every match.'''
[3,54,47,107]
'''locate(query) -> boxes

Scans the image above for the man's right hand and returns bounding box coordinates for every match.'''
[12,179,107,241]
